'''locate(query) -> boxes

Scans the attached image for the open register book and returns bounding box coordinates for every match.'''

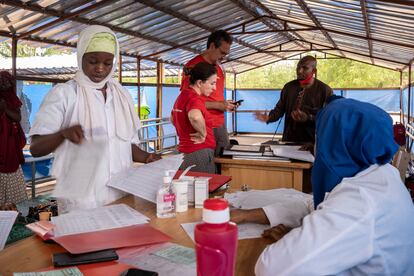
[26,204,170,254]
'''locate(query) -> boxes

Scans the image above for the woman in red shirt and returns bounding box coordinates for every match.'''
[172,62,217,173]
[0,71,27,206]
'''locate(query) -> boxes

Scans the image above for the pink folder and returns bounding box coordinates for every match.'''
[53,224,171,254]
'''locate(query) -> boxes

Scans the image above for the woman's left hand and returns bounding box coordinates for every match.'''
[262,224,292,241]
[190,132,206,144]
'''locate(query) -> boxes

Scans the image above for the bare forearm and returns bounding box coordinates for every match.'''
[246,208,270,224]
[205,101,221,110]
[231,208,270,225]
[189,116,206,138]
[30,133,65,157]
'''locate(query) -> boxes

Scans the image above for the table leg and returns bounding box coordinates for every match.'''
[31,162,36,198]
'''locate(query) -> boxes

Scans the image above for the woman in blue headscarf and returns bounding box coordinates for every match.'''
[233,98,414,275]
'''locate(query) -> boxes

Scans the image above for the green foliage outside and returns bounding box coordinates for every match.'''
[0,42,70,58]
[227,57,408,89]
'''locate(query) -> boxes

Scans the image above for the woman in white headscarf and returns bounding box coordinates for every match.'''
[29,25,160,213]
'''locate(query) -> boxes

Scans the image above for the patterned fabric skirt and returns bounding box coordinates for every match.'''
[0,166,28,205]
[180,148,216,174]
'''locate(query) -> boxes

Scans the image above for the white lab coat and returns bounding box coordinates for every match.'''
[256,164,414,276]
[30,80,140,212]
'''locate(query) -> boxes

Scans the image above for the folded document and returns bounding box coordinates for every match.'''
[26,204,170,254]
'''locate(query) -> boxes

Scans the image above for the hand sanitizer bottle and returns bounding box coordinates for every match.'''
[156,171,176,218]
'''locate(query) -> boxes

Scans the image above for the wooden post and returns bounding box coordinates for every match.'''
[137,57,141,118]
[11,37,17,81]
[118,53,122,83]
[400,70,403,124]
[409,64,412,124]
[156,61,164,151]
[233,73,237,134]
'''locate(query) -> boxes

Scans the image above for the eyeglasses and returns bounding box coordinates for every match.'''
[218,46,229,56]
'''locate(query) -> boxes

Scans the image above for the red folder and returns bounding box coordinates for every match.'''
[174,170,232,192]
[53,224,171,254]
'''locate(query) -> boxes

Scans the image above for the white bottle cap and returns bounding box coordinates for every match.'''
[202,198,230,224]
[163,176,172,183]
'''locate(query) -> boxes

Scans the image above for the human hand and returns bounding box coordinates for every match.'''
[254,111,269,122]
[291,110,308,122]
[221,100,236,112]
[190,132,206,144]
[262,224,292,241]
[145,153,161,163]
[230,209,250,224]
[59,125,84,144]
[299,143,314,155]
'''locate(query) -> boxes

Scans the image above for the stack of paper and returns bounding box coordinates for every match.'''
[0,211,18,250]
[26,204,170,254]
[51,204,149,237]
[223,144,265,157]
[118,242,196,276]
[270,145,314,163]
[108,154,184,203]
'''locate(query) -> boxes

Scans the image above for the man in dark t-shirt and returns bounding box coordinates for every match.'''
[255,56,332,143]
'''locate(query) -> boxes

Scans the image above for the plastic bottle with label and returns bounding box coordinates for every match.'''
[156,171,176,218]
[195,198,238,276]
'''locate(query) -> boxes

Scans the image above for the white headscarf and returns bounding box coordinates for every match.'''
[73,25,139,141]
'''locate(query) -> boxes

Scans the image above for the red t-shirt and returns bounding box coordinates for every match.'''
[172,88,216,153]
[181,55,225,128]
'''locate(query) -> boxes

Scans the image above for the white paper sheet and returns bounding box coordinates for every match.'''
[270,145,315,163]
[181,221,269,242]
[107,154,184,203]
[118,242,196,276]
[0,211,18,250]
[224,189,313,210]
[51,204,149,237]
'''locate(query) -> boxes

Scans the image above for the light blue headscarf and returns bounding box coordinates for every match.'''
[312,98,399,208]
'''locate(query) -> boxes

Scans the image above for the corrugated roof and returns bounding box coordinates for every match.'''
[0,0,413,81]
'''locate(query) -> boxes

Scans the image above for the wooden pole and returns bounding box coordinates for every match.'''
[233,73,237,134]
[137,57,141,118]
[118,52,122,83]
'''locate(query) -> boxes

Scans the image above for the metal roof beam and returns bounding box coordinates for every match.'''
[135,0,283,60]
[360,0,374,64]
[16,0,115,39]
[375,0,414,6]
[231,0,306,49]
[294,0,346,57]
[0,31,182,67]
[142,16,263,58]
[295,39,408,66]
[237,52,305,74]
[223,40,304,64]
[1,0,199,55]
[260,16,414,50]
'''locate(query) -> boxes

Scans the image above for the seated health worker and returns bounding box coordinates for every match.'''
[172,62,217,173]
[29,25,160,213]
[233,97,414,275]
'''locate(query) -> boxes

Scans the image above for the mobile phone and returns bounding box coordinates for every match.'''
[120,268,158,276]
[235,99,244,105]
[53,249,118,267]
